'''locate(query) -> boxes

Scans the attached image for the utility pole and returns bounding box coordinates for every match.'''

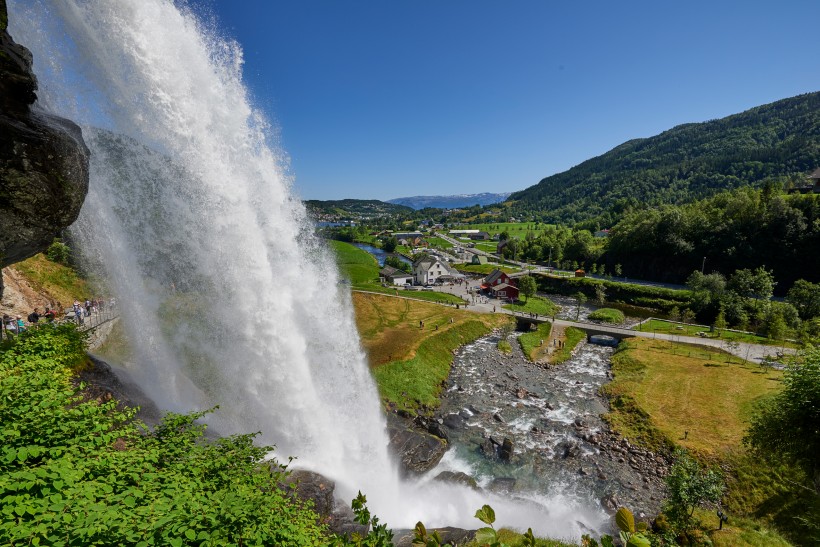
[548,248,552,269]
[701,256,706,274]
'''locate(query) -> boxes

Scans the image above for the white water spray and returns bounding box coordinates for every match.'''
[10,0,604,535]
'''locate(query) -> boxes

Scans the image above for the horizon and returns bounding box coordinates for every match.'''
[193,2,818,201]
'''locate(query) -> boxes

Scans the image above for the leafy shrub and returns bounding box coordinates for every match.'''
[0,326,328,546]
[46,238,71,265]
[588,308,625,323]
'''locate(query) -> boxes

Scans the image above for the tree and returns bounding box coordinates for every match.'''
[382,236,398,253]
[728,267,776,301]
[594,284,607,307]
[384,255,410,273]
[664,449,725,527]
[787,279,820,320]
[574,291,587,320]
[746,346,820,492]
[518,276,537,302]
[682,308,696,326]
[713,306,727,336]
[614,264,623,278]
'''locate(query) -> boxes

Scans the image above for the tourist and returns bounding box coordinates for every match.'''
[43,307,56,322]
[16,316,26,333]
[28,308,40,324]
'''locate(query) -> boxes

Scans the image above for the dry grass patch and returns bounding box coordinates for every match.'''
[352,292,502,366]
[606,338,782,456]
[352,293,510,414]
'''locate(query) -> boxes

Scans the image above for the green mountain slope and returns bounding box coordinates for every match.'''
[305,198,412,219]
[509,92,820,224]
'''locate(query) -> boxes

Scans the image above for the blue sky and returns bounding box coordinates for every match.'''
[192,0,820,201]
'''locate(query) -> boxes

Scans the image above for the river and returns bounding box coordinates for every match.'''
[352,242,412,267]
[429,331,668,528]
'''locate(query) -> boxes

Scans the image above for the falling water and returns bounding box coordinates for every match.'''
[9,0,604,535]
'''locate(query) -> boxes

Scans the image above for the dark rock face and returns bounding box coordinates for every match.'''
[393,526,476,547]
[281,470,336,518]
[0,0,89,274]
[434,470,479,490]
[386,412,447,476]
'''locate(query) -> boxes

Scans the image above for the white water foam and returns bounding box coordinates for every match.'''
[9,0,605,535]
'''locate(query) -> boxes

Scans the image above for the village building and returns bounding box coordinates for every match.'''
[482,268,515,291]
[788,168,820,194]
[490,282,519,301]
[413,256,461,285]
[379,265,413,286]
[468,231,492,241]
[594,229,610,238]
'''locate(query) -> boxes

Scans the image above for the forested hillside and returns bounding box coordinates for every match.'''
[305,199,412,219]
[508,92,820,224]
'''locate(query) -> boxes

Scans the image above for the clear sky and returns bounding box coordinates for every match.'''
[191,0,820,201]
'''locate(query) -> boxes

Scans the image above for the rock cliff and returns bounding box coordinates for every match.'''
[0,0,89,297]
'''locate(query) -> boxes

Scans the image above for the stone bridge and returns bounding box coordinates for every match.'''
[513,313,637,342]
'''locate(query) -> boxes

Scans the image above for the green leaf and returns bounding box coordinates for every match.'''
[626,534,651,547]
[185,529,196,540]
[601,535,615,547]
[474,527,497,545]
[615,507,635,533]
[474,504,496,525]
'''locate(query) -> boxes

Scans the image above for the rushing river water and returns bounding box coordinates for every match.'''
[431,332,667,526]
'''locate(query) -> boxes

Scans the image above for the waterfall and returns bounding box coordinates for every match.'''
[9,0,604,535]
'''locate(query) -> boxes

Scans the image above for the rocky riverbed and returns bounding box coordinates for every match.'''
[429,331,670,524]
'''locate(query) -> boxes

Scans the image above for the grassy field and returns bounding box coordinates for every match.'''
[353,293,510,414]
[12,254,94,306]
[518,321,553,361]
[552,326,585,364]
[328,239,380,285]
[426,236,453,249]
[604,338,782,455]
[602,338,816,545]
[504,296,559,316]
[634,319,795,348]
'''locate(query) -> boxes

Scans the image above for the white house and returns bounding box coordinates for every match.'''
[413,256,460,285]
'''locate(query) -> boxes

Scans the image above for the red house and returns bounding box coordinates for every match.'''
[482,268,514,291]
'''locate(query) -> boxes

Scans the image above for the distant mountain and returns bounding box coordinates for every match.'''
[387,192,511,210]
[304,199,412,219]
[508,92,820,224]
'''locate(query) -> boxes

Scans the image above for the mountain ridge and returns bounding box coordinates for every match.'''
[388,192,511,210]
[508,91,820,225]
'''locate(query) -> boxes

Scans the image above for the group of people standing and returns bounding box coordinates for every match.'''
[1,297,115,339]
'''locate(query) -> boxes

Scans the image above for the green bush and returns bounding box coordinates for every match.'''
[588,308,625,323]
[0,326,328,546]
[46,238,71,265]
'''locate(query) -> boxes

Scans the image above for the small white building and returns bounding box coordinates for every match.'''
[379,265,413,286]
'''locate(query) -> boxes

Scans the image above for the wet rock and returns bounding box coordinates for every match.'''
[499,437,514,462]
[0,3,89,275]
[488,477,517,493]
[601,493,621,515]
[480,436,500,461]
[514,387,528,399]
[555,440,581,459]
[435,471,479,490]
[493,413,505,423]
[328,502,369,539]
[393,527,476,547]
[386,413,447,476]
[443,413,466,431]
[281,470,335,518]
